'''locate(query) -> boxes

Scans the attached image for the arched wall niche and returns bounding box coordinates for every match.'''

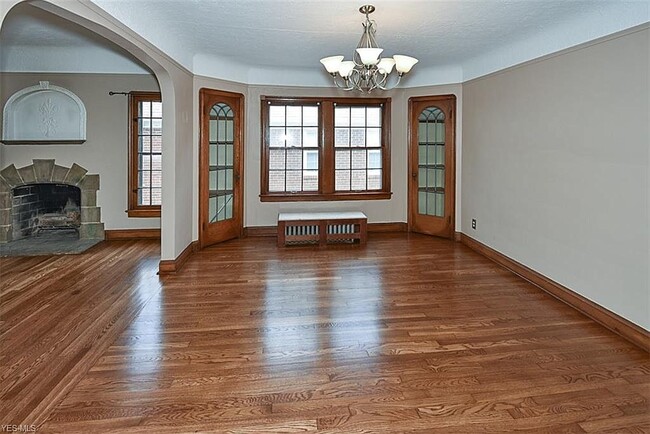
[2,80,87,144]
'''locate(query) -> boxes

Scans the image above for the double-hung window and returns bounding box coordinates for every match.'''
[261,96,391,201]
[128,92,162,217]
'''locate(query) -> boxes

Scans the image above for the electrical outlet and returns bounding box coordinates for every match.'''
[471,219,477,230]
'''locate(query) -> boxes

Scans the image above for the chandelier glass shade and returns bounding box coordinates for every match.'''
[320,4,418,93]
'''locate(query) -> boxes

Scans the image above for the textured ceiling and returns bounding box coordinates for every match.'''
[1,0,648,85]
[87,0,617,68]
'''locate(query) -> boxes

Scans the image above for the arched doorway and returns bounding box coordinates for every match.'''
[0,0,193,265]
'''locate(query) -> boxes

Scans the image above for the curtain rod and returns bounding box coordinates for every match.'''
[108,91,130,96]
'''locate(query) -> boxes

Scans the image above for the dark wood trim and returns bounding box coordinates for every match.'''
[368,222,407,233]
[126,207,161,218]
[261,96,390,105]
[260,96,391,200]
[454,231,462,241]
[105,229,160,240]
[244,222,407,237]
[158,240,199,274]
[128,91,162,218]
[244,226,277,237]
[322,100,334,194]
[260,191,392,202]
[460,233,649,352]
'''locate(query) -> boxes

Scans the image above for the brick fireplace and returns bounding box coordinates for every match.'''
[0,159,104,243]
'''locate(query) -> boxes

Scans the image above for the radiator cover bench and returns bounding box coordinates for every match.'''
[278,212,367,247]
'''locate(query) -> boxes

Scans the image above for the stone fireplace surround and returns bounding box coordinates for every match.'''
[0,159,104,243]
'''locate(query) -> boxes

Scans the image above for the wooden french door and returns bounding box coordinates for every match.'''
[199,88,244,248]
[408,95,456,239]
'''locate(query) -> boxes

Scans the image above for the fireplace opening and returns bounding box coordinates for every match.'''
[12,184,81,240]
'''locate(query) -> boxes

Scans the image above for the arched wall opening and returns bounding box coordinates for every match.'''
[0,0,195,262]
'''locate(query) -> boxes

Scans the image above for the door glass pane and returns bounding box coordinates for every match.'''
[208,103,235,223]
[417,107,445,217]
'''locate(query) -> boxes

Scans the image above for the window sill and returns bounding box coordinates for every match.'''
[127,208,161,218]
[260,192,392,202]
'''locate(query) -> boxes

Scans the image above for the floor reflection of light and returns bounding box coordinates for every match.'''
[260,259,384,370]
[126,264,163,385]
[262,262,320,371]
[330,263,383,355]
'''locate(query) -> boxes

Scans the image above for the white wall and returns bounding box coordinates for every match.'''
[461,28,650,329]
[0,72,161,230]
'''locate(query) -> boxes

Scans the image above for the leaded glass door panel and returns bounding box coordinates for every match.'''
[409,95,456,238]
[200,89,244,247]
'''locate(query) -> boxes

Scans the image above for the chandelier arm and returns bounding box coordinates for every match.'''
[348,69,364,92]
[367,75,379,93]
[332,75,355,91]
[377,72,402,91]
[370,71,388,91]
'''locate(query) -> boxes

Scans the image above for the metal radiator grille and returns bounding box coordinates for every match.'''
[284,223,358,244]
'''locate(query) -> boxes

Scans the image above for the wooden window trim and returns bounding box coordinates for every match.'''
[260,96,391,202]
[128,91,162,218]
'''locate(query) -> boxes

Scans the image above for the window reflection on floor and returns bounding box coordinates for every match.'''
[263,265,320,367]
[262,258,384,369]
[125,269,163,384]
[331,263,383,353]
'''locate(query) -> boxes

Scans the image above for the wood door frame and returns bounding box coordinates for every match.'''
[198,88,245,249]
[407,94,457,238]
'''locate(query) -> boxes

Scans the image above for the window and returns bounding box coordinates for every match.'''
[267,103,320,193]
[261,97,391,201]
[128,92,162,217]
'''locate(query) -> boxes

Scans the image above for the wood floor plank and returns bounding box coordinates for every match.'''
[2,233,648,432]
[0,240,162,426]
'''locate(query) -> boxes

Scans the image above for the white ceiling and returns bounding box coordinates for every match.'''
[1,0,648,86]
[0,3,151,74]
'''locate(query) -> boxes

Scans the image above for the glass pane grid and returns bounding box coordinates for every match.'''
[417,107,445,217]
[267,104,320,193]
[334,105,382,192]
[137,98,162,206]
[209,103,235,222]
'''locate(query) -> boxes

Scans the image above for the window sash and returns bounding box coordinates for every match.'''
[261,97,391,201]
[128,92,162,217]
[266,103,321,194]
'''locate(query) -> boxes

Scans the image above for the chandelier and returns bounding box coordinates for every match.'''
[320,4,418,93]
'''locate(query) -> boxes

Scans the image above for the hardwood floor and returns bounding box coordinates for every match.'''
[0,240,162,427]
[2,234,648,433]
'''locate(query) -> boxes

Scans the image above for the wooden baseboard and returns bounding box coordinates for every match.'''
[454,231,461,241]
[105,228,161,240]
[459,233,649,351]
[244,222,407,238]
[244,226,277,237]
[159,241,199,274]
[368,222,408,233]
